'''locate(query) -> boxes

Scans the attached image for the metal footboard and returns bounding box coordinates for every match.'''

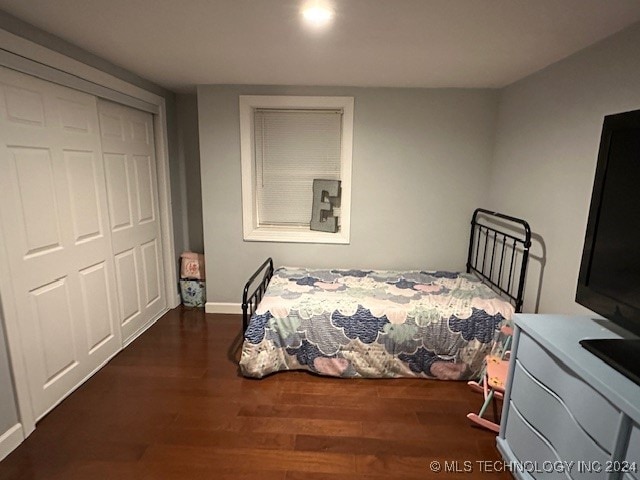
[241,257,274,332]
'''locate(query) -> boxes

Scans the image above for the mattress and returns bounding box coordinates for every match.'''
[240,267,514,380]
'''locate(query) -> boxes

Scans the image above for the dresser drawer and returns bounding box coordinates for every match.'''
[628,423,640,461]
[504,401,566,480]
[510,361,609,479]
[517,331,619,452]
[627,423,640,479]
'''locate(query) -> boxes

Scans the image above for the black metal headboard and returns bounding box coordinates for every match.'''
[466,208,531,313]
[240,209,531,333]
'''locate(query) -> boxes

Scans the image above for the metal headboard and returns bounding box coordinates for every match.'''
[241,257,274,332]
[240,210,531,333]
[466,208,531,313]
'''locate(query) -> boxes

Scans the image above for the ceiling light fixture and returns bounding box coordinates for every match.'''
[302,4,334,28]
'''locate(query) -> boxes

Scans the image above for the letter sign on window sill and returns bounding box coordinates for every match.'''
[310,179,341,233]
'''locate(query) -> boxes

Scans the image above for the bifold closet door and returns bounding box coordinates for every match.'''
[0,67,121,420]
[98,100,166,343]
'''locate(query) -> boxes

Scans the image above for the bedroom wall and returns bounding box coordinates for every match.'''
[488,22,640,315]
[176,93,204,253]
[198,85,500,305]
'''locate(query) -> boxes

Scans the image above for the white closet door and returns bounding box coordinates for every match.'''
[98,100,166,343]
[0,67,121,419]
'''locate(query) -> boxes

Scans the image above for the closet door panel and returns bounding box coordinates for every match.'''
[98,100,166,343]
[0,67,121,420]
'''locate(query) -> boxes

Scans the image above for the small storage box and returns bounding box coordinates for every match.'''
[180,252,205,280]
[179,251,206,307]
[180,279,206,307]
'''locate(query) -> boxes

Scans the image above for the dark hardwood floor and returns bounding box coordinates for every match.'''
[0,307,511,479]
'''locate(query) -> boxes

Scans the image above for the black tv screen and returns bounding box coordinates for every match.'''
[576,109,640,337]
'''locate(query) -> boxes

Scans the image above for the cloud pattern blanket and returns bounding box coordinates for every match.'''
[240,267,514,380]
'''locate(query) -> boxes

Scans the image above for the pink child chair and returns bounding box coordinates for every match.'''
[466,325,513,433]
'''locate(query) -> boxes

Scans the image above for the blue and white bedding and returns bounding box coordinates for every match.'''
[240,267,514,380]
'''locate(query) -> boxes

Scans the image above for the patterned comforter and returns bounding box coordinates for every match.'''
[240,267,514,380]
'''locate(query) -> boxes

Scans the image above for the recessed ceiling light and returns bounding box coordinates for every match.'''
[302,5,334,28]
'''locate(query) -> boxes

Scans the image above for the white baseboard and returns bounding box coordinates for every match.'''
[0,423,24,461]
[205,302,242,314]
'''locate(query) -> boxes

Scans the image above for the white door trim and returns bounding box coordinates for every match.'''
[0,29,163,107]
[0,49,158,114]
[0,27,179,438]
[0,423,24,461]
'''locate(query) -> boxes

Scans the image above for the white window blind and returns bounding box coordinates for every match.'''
[254,108,342,226]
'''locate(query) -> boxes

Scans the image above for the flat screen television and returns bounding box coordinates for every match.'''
[576,108,640,386]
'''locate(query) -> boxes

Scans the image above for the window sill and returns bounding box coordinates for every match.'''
[243,225,349,244]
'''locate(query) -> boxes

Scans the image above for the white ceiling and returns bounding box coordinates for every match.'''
[2,0,640,93]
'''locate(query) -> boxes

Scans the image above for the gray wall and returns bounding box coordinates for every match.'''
[198,85,500,303]
[0,300,18,434]
[488,23,640,314]
[177,94,204,253]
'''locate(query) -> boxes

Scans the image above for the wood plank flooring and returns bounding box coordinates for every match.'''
[0,307,511,479]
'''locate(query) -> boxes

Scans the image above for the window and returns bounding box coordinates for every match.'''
[239,95,353,243]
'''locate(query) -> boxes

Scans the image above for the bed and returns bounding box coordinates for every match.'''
[239,208,531,380]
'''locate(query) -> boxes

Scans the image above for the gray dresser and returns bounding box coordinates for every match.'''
[498,314,640,480]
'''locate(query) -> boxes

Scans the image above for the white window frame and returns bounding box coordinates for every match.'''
[239,95,353,244]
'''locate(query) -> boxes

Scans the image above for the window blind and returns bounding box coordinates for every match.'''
[254,108,342,226]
